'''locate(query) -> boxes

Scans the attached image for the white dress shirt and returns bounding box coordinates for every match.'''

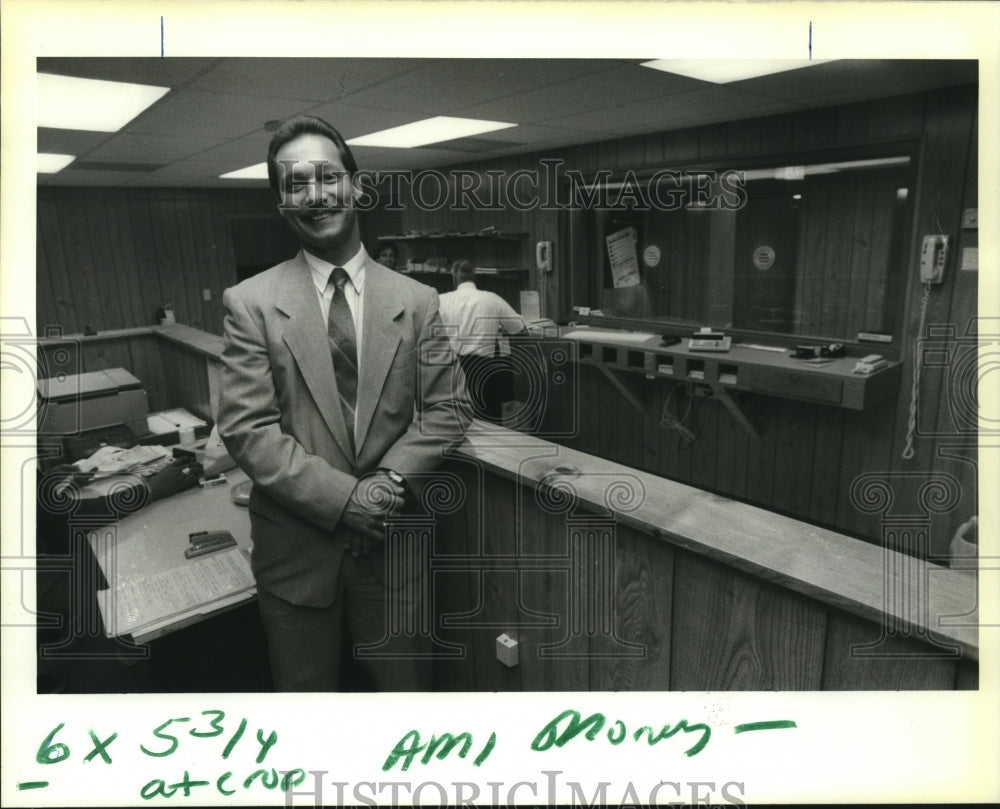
[304,245,367,358]
[438,281,526,357]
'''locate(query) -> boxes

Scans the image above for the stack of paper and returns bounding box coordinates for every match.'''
[146,408,207,435]
[96,548,255,639]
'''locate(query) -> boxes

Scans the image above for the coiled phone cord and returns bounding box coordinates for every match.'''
[901,282,931,460]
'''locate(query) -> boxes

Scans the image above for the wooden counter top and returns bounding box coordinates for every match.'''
[454,422,978,659]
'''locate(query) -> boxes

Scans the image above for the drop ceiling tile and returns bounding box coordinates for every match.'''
[37,128,114,156]
[455,62,707,124]
[177,132,272,166]
[143,157,242,181]
[338,58,623,114]
[540,87,802,135]
[86,133,229,163]
[124,90,313,138]
[37,57,218,88]
[30,59,978,187]
[189,58,428,101]
[735,59,977,104]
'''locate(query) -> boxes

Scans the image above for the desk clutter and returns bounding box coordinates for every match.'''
[36,366,216,464]
[84,465,256,643]
[37,364,240,514]
[96,544,255,639]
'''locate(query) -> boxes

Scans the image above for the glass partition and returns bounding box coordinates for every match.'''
[566,149,916,346]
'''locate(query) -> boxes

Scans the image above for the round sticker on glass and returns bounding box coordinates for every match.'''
[643,245,661,267]
[752,245,776,271]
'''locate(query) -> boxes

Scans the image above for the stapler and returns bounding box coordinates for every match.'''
[184,530,237,559]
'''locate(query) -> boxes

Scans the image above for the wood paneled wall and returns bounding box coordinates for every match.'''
[36,187,283,336]
[382,84,979,558]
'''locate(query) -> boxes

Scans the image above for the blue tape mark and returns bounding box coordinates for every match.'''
[161,16,164,57]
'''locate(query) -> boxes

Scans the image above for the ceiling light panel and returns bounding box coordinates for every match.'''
[38,153,76,173]
[641,59,832,84]
[346,116,516,148]
[219,162,268,180]
[38,73,170,132]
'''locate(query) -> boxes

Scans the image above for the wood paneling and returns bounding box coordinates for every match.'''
[821,612,958,690]
[670,552,827,690]
[159,340,214,422]
[590,522,674,691]
[37,187,280,336]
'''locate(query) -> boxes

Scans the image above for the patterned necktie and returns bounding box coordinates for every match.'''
[327,267,358,456]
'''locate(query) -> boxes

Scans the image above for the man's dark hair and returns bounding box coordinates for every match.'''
[452,258,476,286]
[267,115,359,200]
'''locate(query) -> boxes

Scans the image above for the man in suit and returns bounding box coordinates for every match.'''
[217,115,472,691]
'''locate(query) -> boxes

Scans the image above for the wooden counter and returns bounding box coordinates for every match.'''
[431,424,978,690]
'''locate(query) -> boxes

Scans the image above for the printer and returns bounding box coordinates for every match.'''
[37,368,149,458]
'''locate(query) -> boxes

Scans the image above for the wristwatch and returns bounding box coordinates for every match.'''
[383,468,406,487]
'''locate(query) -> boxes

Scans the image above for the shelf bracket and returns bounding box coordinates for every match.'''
[597,366,647,412]
[708,381,759,439]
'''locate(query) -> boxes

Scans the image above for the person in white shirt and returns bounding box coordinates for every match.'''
[438,259,527,421]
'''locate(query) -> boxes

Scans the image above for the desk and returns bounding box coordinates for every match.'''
[86,469,254,644]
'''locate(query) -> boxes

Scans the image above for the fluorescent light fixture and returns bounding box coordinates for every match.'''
[346,116,516,148]
[220,162,268,180]
[38,72,170,132]
[641,59,832,84]
[742,155,910,182]
[38,153,75,173]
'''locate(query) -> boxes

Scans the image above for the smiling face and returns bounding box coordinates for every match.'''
[275,133,361,265]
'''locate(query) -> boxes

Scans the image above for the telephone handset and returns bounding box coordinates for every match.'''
[536,241,552,273]
[919,234,949,284]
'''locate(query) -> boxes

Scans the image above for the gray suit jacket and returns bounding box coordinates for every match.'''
[217,251,472,606]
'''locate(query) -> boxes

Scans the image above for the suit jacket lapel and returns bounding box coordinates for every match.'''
[276,251,355,461]
[355,259,403,453]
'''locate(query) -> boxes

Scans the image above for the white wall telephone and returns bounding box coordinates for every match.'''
[902,233,951,460]
[536,241,553,273]
[919,234,949,284]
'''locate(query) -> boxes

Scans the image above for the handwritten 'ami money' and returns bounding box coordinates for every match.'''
[382,709,796,770]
